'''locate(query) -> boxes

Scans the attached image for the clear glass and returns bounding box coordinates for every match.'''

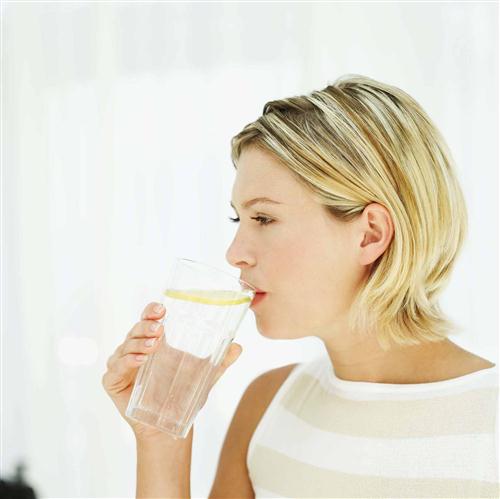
[126,257,256,439]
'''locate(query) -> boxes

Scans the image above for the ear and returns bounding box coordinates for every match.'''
[357,203,394,266]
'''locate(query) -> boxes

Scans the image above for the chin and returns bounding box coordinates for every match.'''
[254,318,303,340]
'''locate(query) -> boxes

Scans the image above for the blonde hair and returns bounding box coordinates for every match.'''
[230,74,468,351]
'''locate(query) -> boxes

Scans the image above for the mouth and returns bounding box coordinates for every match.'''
[250,292,267,308]
[241,280,265,294]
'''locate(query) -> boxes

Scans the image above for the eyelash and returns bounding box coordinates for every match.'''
[228,216,274,226]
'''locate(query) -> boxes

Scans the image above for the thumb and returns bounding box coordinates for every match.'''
[213,342,243,384]
[197,343,243,410]
[224,342,243,366]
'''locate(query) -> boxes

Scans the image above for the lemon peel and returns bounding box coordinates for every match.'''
[163,288,252,306]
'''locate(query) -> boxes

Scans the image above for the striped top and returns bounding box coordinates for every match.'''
[247,354,499,498]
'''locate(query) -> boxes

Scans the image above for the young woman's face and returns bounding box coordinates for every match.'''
[225,146,370,341]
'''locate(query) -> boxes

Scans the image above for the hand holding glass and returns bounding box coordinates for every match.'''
[125,258,256,439]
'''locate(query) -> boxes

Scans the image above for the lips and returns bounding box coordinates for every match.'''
[250,291,267,308]
[241,280,265,293]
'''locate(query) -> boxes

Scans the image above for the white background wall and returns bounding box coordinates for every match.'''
[2,2,498,497]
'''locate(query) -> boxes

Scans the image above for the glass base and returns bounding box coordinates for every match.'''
[126,407,191,440]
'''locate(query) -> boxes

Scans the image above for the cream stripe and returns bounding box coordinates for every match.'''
[253,485,287,498]
[250,445,500,498]
[281,372,498,437]
[254,406,498,482]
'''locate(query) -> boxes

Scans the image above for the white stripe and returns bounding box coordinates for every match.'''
[304,357,499,401]
[247,363,303,469]
[258,405,498,482]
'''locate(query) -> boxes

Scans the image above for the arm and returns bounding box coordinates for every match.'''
[135,426,193,498]
[209,363,297,499]
[102,300,246,498]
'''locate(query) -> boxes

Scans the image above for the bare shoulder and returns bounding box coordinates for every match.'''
[461,354,496,371]
[252,363,299,404]
[230,361,299,440]
[230,362,299,440]
[208,363,298,499]
[442,341,496,378]
[452,343,496,369]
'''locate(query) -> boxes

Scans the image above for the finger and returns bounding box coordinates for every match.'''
[120,335,164,357]
[103,353,149,394]
[106,330,164,371]
[195,343,243,409]
[221,342,243,369]
[126,319,165,340]
[141,302,166,321]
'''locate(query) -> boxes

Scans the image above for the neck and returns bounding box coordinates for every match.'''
[322,333,473,384]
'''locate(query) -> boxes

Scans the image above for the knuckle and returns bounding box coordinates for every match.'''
[128,321,143,339]
[127,353,140,366]
[131,338,144,353]
[106,355,114,370]
[114,357,128,374]
[120,340,133,356]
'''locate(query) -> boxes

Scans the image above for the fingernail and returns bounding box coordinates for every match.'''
[150,322,160,332]
[145,338,156,347]
[154,303,164,313]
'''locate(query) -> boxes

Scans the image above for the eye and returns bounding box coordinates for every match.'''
[227,216,274,226]
[252,216,274,226]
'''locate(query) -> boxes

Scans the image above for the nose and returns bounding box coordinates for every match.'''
[225,233,256,270]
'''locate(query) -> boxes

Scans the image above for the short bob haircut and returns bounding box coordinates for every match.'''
[230,74,468,351]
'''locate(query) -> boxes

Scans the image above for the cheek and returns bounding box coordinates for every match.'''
[253,221,362,338]
[276,236,355,319]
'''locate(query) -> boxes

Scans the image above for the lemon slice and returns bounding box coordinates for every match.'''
[163,288,252,306]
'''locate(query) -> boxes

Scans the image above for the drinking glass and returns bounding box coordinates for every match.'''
[126,257,256,439]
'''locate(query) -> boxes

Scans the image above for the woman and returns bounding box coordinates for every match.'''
[102,74,498,498]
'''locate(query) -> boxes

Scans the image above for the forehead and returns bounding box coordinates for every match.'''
[232,147,311,205]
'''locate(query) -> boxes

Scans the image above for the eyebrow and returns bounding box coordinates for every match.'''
[230,197,283,211]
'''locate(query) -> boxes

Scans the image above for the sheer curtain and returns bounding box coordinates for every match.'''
[2,2,497,497]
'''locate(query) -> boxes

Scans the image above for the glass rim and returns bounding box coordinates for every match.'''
[173,257,258,293]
